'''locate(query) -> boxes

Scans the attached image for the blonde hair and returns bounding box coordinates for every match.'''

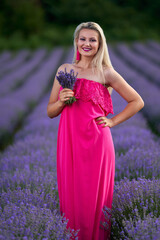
[72,22,113,94]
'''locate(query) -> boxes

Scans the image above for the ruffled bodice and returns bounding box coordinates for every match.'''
[73,78,114,116]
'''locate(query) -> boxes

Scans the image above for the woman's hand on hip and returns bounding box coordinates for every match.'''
[95,116,114,128]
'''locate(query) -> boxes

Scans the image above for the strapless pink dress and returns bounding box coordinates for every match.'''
[57,78,115,240]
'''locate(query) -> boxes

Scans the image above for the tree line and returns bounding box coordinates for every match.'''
[0,0,159,37]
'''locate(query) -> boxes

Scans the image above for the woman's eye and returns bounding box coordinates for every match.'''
[80,38,96,42]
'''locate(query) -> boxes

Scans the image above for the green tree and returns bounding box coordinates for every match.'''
[0,0,45,37]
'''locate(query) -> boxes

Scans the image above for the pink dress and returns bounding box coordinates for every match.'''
[57,78,115,240]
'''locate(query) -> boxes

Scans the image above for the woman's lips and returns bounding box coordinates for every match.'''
[82,48,91,52]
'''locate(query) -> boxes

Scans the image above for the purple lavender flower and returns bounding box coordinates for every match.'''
[56,67,78,105]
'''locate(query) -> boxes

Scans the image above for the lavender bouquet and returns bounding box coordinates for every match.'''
[56,67,78,105]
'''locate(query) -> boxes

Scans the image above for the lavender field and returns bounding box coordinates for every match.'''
[0,41,160,240]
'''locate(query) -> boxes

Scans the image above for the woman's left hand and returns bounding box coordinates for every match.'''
[95,116,114,128]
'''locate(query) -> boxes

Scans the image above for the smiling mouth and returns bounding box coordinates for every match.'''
[82,48,91,52]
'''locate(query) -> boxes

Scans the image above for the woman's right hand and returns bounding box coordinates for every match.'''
[59,88,74,105]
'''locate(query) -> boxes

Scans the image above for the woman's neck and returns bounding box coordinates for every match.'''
[76,57,94,69]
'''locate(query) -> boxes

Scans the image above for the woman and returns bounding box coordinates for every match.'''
[47,22,144,240]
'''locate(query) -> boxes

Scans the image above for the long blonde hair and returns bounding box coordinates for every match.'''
[72,22,113,94]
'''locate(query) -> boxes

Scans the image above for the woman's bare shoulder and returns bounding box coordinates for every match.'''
[57,63,73,72]
[103,66,115,82]
[103,65,114,74]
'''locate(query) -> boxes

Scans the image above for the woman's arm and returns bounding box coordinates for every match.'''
[47,64,74,118]
[47,77,65,118]
[96,68,144,128]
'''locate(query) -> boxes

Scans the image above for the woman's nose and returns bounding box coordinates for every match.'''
[84,41,90,46]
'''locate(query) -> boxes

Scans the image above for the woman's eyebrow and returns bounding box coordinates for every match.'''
[79,36,97,39]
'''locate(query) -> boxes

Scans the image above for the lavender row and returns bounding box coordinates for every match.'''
[0,50,30,77]
[110,66,160,236]
[0,48,47,97]
[111,90,160,181]
[0,51,12,66]
[146,40,160,52]
[131,41,160,64]
[0,48,64,141]
[109,177,160,239]
[109,46,160,133]
[0,202,74,240]
[115,43,160,87]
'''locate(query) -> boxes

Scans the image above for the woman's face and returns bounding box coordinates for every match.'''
[76,28,100,58]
